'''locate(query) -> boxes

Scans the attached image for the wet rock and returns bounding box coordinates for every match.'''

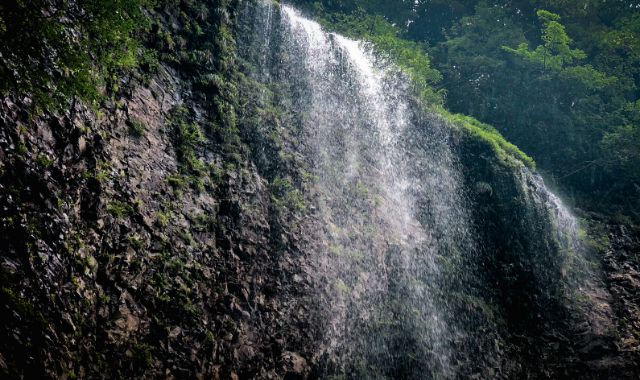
[281,352,309,378]
[168,326,182,340]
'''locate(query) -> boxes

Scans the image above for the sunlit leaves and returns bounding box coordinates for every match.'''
[503,10,587,71]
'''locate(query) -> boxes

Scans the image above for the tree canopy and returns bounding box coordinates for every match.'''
[293,0,640,220]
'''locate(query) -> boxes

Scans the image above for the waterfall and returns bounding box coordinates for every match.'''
[518,169,595,305]
[237,1,591,378]
[277,5,483,377]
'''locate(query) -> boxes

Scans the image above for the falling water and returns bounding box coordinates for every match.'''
[237,1,591,378]
[520,171,581,256]
[518,169,593,300]
[260,5,478,377]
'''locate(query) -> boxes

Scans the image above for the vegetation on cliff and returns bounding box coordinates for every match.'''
[291,0,640,221]
[0,0,155,109]
[0,0,639,379]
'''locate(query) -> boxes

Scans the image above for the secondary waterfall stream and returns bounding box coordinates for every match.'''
[237,1,592,378]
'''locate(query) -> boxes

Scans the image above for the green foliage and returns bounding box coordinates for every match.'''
[128,119,147,138]
[417,0,640,218]
[579,219,611,254]
[271,177,307,213]
[83,160,113,183]
[169,107,209,190]
[602,125,640,182]
[450,292,500,323]
[0,0,154,110]
[131,342,154,368]
[106,201,133,218]
[36,154,54,168]
[444,111,535,168]
[313,10,444,104]
[128,233,144,249]
[369,34,443,104]
[502,9,613,91]
[156,210,172,227]
[329,244,364,261]
[166,175,187,189]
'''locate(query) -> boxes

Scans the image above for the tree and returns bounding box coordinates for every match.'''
[503,10,586,71]
[296,0,640,218]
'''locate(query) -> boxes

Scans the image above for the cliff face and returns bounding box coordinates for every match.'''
[0,53,312,380]
[0,1,316,378]
[457,134,639,378]
[0,1,639,379]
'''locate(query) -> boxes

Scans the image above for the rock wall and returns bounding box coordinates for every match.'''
[457,131,639,378]
[0,1,316,378]
[0,0,639,379]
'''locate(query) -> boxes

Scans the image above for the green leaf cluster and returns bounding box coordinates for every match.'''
[0,0,153,110]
